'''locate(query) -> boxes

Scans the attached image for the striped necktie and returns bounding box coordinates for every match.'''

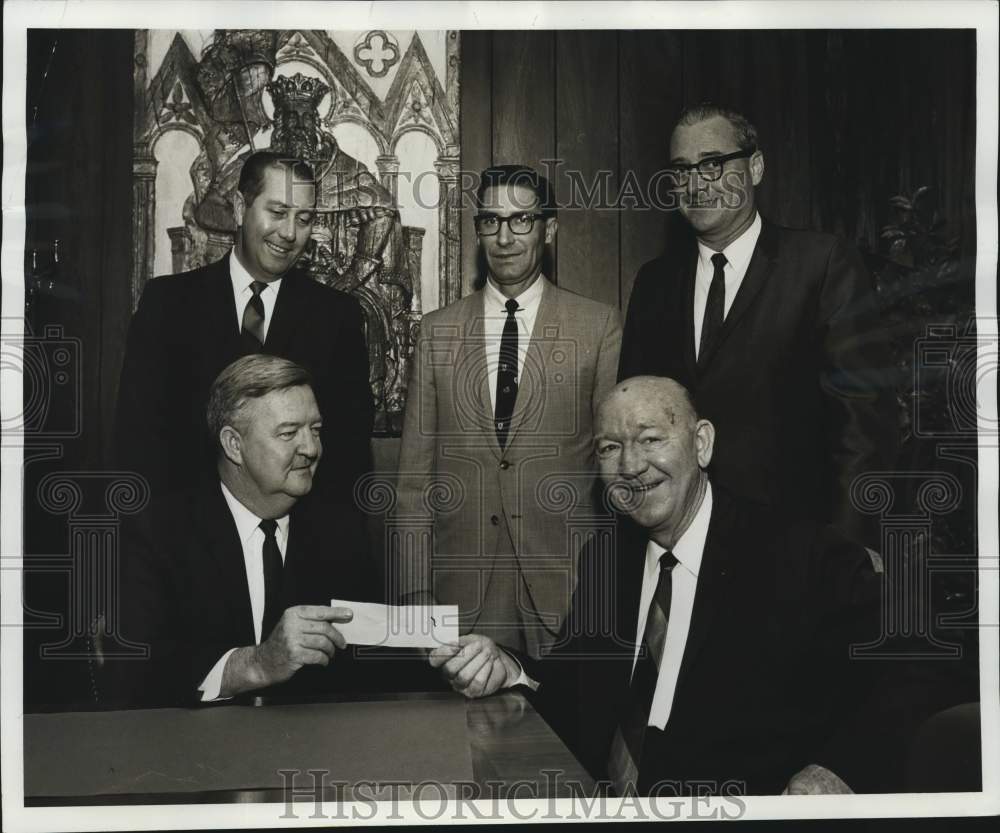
[607,551,679,794]
[241,280,268,348]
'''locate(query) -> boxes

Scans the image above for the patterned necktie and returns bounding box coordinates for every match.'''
[494,298,520,449]
[607,551,679,795]
[241,280,268,348]
[698,252,727,367]
[259,519,284,641]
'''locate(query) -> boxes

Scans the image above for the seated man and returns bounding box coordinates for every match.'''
[114,354,379,706]
[431,376,890,795]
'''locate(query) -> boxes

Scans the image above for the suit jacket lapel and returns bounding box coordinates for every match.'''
[673,489,739,695]
[466,292,502,460]
[679,247,699,382]
[264,270,305,355]
[698,219,778,370]
[200,256,244,360]
[195,484,255,644]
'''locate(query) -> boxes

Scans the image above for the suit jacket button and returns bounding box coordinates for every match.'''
[490,514,500,526]
[499,460,510,470]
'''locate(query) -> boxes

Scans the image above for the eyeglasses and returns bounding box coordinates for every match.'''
[474,212,546,236]
[665,148,757,185]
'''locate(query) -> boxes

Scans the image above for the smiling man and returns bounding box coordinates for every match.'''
[393,165,622,659]
[619,104,897,550]
[431,376,899,796]
[116,151,373,506]
[115,355,379,706]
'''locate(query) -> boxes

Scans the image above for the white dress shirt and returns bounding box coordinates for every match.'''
[692,212,761,358]
[482,275,546,411]
[230,252,282,342]
[634,483,712,729]
[197,482,290,701]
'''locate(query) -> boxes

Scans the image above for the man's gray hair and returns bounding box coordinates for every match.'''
[675,103,759,152]
[206,354,314,443]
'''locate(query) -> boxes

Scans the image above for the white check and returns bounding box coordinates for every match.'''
[330,600,459,648]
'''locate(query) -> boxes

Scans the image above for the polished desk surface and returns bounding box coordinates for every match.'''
[24,691,593,805]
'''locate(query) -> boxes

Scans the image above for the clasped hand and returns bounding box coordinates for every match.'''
[429,634,519,698]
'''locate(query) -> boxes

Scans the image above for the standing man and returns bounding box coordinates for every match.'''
[115,151,373,505]
[432,377,895,795]
[394,165,622,659]
[619,104,897,547]
[115,355,379,706]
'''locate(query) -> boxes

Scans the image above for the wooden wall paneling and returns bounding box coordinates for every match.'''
[749,31,812,229]
[805,30,847,238]
[491,31,556,167]
[680,30,749,110]
[618,30,684,311]
[459,30,493,296]
[491,31,556,279]
[554,30,619,306]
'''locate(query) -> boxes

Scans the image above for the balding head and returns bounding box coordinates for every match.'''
[595,376,714,550]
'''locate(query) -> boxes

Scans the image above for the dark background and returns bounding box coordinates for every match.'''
[21,29,979,708]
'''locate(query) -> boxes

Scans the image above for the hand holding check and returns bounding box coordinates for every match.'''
[429,634,520,699]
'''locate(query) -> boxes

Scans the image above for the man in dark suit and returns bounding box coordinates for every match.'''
[619,104,897,548]
[115,151,373,505]
[114,355,378,707]
[431,376,892,795]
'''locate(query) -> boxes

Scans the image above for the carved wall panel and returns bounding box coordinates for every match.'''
[133,29,461,435]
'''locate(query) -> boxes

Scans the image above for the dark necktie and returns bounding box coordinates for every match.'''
[494,298,519,449]
[259,519,284,641]
[241,280,268,348]
[698,252,727,368]
[607,551,679,794]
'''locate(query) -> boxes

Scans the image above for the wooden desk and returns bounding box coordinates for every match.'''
[24,691,593,805]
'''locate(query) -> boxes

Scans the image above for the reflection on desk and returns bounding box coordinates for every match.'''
[24,691,594,805]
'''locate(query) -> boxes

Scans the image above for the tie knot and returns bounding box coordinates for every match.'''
[505,299,519,315]
[711,252,727,270]
[659,551,678,572]
[259,518,278,539]
[250,280,268,298]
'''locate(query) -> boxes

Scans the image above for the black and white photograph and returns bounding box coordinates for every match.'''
[1,1,997,830]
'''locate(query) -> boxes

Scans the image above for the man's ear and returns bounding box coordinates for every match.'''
[544,216,558,245]
[750,150,765,187]
[694,419,715,469]
[233,189,246,228]
[219,425,243,467]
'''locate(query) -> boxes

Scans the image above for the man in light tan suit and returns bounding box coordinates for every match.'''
[393,165,622,658]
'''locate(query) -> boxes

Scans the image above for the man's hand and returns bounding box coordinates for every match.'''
[253,605,353,687]
[429,634,519,699]
[782,764,853,795]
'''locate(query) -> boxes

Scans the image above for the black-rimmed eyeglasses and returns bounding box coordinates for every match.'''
[474,212,546,236]
[665,148,757,185]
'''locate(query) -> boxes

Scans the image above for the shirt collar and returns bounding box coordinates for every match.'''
[230,251,282,297]
[220,481,289,547]
[645,481,713,578]
[696,212,762,276]
[484,273,546,313]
